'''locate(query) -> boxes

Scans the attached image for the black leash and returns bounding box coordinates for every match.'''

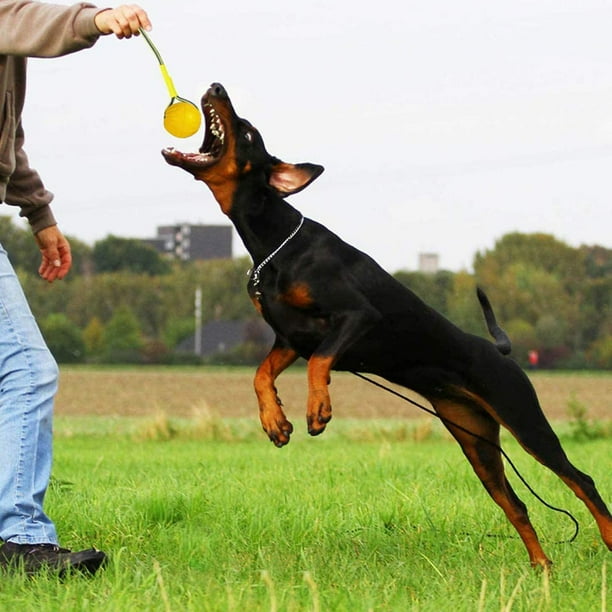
[351,371,580,544]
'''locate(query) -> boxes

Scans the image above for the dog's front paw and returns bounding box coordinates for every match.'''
[307,391,332,436]
[261,413,294,447]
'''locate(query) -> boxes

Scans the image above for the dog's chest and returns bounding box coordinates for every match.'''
[248,275,328,348]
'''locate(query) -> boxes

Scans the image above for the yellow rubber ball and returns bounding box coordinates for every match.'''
[163,101,201,138]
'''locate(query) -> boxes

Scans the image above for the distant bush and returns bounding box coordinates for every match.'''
[40,313,85,363]
[102,306,144,363]
[587,335,612,369]
[566,393,607,441]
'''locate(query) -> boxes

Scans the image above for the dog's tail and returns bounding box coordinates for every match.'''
[476,287,512,355]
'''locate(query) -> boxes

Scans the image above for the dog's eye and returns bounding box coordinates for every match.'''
[244,131,253,143]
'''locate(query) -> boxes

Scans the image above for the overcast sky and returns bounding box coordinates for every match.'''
[12,0,612,272]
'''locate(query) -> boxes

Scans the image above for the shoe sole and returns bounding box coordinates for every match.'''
[60,549,108,577]
[0,549,108,577]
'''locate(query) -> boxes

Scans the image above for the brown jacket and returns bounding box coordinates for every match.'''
[0,1,103,233]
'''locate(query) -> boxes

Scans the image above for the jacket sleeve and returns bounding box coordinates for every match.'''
[0,1,102,58]
[4,120,57,233]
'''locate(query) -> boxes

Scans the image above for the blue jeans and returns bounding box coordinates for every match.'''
[0,242,59,545]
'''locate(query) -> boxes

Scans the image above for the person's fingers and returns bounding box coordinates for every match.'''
[127,5,152,34]
[54,242,72,280]
[39,256,59,282]
[36,228,72,283]
[40,250,71,282]
[95,5,152,38]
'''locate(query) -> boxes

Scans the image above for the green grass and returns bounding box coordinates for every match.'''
[1,417,609,611]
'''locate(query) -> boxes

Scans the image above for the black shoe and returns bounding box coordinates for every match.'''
[0,542,107,576]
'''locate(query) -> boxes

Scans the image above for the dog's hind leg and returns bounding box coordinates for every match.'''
[456,370,612,555]
[254,341,299,447]
[432,397,553,568]
[512,425,612,551]
[482,387,612,553]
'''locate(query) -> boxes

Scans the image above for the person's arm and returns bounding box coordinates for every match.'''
[6,123,66,282]
[0,2,152,57]
[4,121,57,233]
[1,2,152,277]
[0,1,101,57]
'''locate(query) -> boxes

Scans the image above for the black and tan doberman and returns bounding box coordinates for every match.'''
[162,83,611,568]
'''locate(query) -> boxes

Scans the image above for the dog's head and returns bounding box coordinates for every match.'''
[162,83,324,214]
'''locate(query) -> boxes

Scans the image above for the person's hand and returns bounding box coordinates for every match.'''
[35,226,72,283]
[94,5,152,39]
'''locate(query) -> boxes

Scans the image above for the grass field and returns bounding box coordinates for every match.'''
[1,367,610,611]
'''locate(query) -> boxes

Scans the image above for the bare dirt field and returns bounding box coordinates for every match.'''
[56,367,611,422]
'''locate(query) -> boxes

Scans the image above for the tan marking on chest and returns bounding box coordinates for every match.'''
[250,296,263,314]
[280,282,314,308]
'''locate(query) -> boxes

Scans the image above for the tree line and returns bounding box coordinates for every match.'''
[1,216,610,368]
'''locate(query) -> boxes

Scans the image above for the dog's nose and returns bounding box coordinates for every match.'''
[209,83,227,98]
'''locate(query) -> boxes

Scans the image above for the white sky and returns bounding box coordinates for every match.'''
[12,0,612,272]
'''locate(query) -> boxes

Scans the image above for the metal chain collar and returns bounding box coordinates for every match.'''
[247,215,305,291]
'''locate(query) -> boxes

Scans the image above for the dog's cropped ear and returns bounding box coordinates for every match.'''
[268,160,324,196]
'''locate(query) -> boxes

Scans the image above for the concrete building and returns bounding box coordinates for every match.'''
[143,224,232,261]
[418,252,439,274]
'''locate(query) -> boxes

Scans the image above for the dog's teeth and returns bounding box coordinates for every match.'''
[205,107,225,145]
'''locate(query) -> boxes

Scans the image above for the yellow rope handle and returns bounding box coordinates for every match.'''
[159,64,178,99]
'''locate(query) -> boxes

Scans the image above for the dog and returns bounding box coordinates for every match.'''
[162,83,612,568]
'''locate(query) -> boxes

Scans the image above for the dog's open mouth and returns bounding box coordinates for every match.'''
[162,100,226,170]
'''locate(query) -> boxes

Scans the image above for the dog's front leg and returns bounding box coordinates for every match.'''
[254,341,298,447]
[306,308,380,436]
[306,354,334,435]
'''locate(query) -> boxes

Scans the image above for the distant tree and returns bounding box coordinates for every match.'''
[578,276,612,348]
[190,257,256,320]
[102,306,144,362]
[580,245,612,279]
[19,270,73,321]
[473,233,609,364]
[504,318,538,367]
[40,313,85,363]
[83,316,106,358]
[140,338,170,364]
[445,271,484,335]
[474,233,582,291]
[535,313,571,367]
[163,317,195,350]
[93,235,170,276]
[393,270,454,316]
[587,335,612,369]
[536,314,567,350]
[497,263,574,325]
[64,235,93,276]
[156,257,256,325]
[0,215,92,275]
[65,273,165,336]
[0,215,40,272]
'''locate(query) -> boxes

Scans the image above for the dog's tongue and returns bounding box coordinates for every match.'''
[161,147,186,166]
[162,147,213,168]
